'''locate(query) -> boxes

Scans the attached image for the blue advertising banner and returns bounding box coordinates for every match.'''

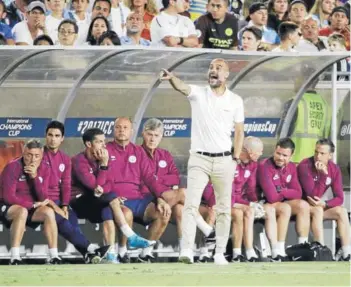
[65,118,115,137]
[0,117,51,138]
[65,117,280,138]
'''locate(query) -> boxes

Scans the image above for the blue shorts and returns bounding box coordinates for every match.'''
[70,192,116,224]
[123,195,155,224]
[0,202,40,229]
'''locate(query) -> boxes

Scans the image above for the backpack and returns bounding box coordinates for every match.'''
[286,241,333,261]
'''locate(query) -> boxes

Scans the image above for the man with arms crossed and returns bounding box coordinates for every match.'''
[71,128,156,263]
[161,58,245,265]
[258,138,310,260]
[298,139,351,261]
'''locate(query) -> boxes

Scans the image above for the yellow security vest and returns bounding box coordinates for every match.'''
[290,92,331,163]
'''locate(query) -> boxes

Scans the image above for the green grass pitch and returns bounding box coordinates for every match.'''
[0,262,349,286]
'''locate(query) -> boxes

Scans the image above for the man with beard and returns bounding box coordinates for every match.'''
[120,12,150,45]
[160,58,245,265]
[257,138,311,260]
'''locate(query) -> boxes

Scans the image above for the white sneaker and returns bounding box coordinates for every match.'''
[214,253,228,265]
[178,249,194,264]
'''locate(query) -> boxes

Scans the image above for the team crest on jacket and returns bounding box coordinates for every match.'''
[129,155,137,163]
[273,174,279,180]
[158,160,167,168]
[234,170,239,177]
[38,176,43,183]
[59,163,65,172]
[89,168,93,174]
[110,156,116,161]
[326,177,331,185]
[244,170,251,178]
[286,175,291,183]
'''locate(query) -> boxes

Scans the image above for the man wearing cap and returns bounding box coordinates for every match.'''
[238,2,280,51]
[295,16,329,51]
[160,58,245,265]
[150,0,198,47]
[195,0,239,49]
[11,1,47,45]
[288,0,308,27]
[319,6,350,50]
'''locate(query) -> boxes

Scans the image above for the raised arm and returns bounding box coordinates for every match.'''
[160,69,191,96]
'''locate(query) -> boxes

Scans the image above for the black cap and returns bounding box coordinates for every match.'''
[330,6,349,20]
[249,2,267,15]
[289,0,307,9]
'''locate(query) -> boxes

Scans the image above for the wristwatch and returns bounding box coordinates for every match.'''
[233,157,241,164]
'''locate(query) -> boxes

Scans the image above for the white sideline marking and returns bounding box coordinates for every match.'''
[0,268,349,275]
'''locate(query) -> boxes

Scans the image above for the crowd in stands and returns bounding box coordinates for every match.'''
[0,0,349,51]
[0,118,350,264]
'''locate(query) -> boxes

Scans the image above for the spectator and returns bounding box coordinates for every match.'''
[33,34,54,45]
[328,34,350,81]
[150,0,198,47]
[196,0,239,49]
[240,26,263,50]
[71,0,91,44]
[125,0,159,41]
[267,0,289,32]
[273,21,300,51]
[295,16,329,51]
[12,1,47,45]
[288,0,308,27]
[57,19,78,46]
[0,0,14,44]
[328,32,347,51]
[86,15,110,45]
[310,0,336,28]
[6,0,28,28]
[238,2,280,51]
[110,0,130,37]
[97,30,121,45]
[75,0,112,45]
[46,0,68,44]
[319,6,350,50]
[120,12,150,45]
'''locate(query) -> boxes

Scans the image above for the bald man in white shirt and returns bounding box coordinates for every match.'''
[160,59,245,265]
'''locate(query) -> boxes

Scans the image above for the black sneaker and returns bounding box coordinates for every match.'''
[204,229,216,243]
[94,245,110,260]
[9,259,23,265]
[118,254,130,263]
[232,254,246,262]
[137,254,156,263]
[197,255,211,263]
[46,257,62,265]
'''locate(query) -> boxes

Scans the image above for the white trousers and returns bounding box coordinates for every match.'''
[181,152,236,254]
